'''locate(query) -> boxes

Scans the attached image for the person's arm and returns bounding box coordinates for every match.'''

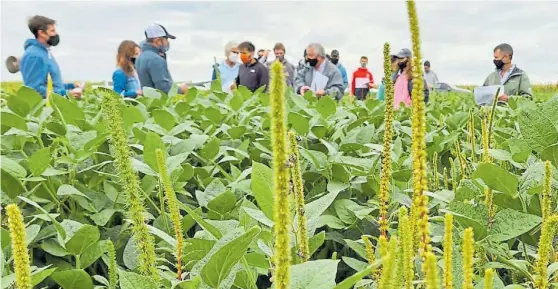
[113,70,138,98]
[432,72,439,85]
[341,66,348,88]
[20,55,48,98]
[350,71,356,95]
[64,83,75,90]
[369,71,375,87]
[325,69,344,101]
[423,78,430,103]
[258,65,270,92]
[149,58,174,94]
[518,73,533,98]
[294,67,306,94]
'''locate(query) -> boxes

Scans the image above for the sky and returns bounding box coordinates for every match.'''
[1,0,558,85]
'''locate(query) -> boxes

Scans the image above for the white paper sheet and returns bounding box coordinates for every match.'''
[355,77,370,88]
[473,85,504,105]
[311,72,329,92]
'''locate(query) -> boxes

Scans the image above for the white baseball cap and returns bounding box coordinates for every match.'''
[144,23,176,40]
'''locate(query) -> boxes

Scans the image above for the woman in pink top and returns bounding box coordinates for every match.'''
[391,48,430,109]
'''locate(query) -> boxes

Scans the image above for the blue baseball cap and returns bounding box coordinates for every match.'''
[144,23,176,40]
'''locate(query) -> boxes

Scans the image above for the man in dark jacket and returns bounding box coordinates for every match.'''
[135,23,187,95]
[234,41,269,93]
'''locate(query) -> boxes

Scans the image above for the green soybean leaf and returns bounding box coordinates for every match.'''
[250,161,274,219]
[288,259,339,289]
[488,209,542,242]
[472,163,519,196]
[28,147,51,176]
[51,269,93,289]
[316,96,336,119]
[518,107,558,153]
[143,131,166,172]
[333,260,383,289]
[65,224,100,255]
[118,270,158,289]
[200,226,261,288]
[1,111,27,131]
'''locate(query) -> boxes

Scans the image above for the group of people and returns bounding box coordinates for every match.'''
[16,15,535,110]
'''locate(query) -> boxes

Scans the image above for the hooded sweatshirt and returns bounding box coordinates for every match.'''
[19,39,74,98]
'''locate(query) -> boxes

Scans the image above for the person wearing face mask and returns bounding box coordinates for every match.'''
[233,41,269,93]
[376,56,399,101]
[350,56,375,100]
[112,40,142,98]
[392,48,429,110]
[135,23,187,95]
[20,15,81,99]
[265,43,296,88]
[482,43,532,101]
[294,43,344,101]
[212,41,240,93]
[329,50,349,91]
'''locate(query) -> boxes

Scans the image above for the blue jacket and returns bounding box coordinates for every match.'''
[211,60,240,92]
[112,68,141,98]
[135,42,183,94]
[19,39,74,98]
[336,63,349,89]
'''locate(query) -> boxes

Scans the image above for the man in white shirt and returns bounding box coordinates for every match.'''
[423,60,439,90]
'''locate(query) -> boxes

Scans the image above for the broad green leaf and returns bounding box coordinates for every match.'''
[518,107,558,153]
[181,204,222,239]
[443,202,489,240]
[1,111,27,131]
[57,184,91,200]
[50,93,86,126]
[288,112,310,135]
[0,156,26,178]
[25,224,41,245]
[488,209,541,242]
[28,147,51,176]
[31,267,57,287]
[207,190,237,215]
[472,163,518,196]
[152,109,176,131]
[303,191,341,225]
[51,269,93,289]
[143,131,166,172]
[199,137,221,160]
[242,207,274,227]
[19,196,66,239]
[65,224,100,255]
[287,259,339,289]
[89,209,118,226]
[80,240,109,269]
[316,96,336,119]
[200,226,261,288]
[342,256,368,272]
[118,270,158,289]
[17,86,44,112]
[541,144,558,167]
[0,169,25,199]
[250,161,274,219]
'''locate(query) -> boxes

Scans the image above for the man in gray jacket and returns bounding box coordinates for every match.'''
[266,43,296,88]
[294,43,344,101]
[136,23,187,95]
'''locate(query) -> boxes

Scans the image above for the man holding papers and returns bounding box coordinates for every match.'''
[482,43,532,102]
[294,43,344,101]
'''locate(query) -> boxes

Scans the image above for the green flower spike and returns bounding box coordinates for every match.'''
[6,204,32,289]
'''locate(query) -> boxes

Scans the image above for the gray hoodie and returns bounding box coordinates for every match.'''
[294,59,344,100]
[266,59,296,88]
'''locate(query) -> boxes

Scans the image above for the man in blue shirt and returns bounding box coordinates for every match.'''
[19,15,80,99]
[136,23,187,95]
[329,50,349,91]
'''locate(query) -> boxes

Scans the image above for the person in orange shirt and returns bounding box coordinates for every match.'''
[350,56,374,100]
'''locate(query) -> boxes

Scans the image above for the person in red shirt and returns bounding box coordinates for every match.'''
[351,56,375,100]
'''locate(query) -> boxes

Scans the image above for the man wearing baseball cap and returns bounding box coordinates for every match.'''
[135,23,187,95]
[329,50,348,90]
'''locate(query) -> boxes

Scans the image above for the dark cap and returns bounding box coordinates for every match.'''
[424,60,430,67]
[392,48,412,59]
[145,23,176,40]
[330,49,340,58]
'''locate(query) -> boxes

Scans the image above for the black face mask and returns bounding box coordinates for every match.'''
[307,58,318,67]
[330,58,339,65]
[398,60,408,70]
[493,59,505,70]
[130,57,137,65]
[46,34,60,46]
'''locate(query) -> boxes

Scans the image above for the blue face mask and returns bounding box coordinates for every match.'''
[161,44,169,53]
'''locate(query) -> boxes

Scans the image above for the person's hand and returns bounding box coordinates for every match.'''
[136,89,143,96]
[179,83,188,94]
[368,83,375,88]
[316,89,326,97]
[70,90,82,99]
[74,82,82,88]
[263,50,270,57]
[300,86,310,95]
[230,83,237,90]
[498,94,509,102]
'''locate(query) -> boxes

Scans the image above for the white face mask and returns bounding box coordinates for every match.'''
[228,52,240,63]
